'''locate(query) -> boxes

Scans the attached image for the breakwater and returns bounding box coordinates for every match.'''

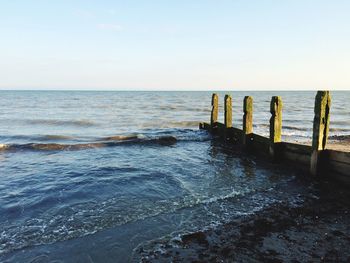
[200,91,350,184]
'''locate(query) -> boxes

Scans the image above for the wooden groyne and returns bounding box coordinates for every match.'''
[199,91,350,184]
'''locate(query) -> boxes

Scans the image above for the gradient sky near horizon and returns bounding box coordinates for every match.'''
[0,0,350,90]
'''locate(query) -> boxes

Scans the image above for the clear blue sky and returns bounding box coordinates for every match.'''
[0,0,349,90]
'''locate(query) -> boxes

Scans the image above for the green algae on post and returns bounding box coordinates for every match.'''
[310,91,331,176]
[243,96,253,146]
[210,93,218,128]
[224,94,232,129]
[269,96,283,159]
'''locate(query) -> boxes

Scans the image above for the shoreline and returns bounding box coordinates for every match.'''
[327,135,350,152]
[134,180,350,262]
[295,136,350,152]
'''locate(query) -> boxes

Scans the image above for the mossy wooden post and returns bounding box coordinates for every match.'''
[210,93,219,131]
[243,96,253,147]
[269,96,283,159]
[310,91,331,176]
[224,94,232,140]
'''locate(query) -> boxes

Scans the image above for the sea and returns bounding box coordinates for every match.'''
[0,91,349,262]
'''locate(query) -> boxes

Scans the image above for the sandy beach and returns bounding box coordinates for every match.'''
[291,136,350,152]
[327,136,350,152]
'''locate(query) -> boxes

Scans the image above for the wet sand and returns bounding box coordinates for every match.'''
[292,136,350,152]
[327,136,350,152]
[134,180,350,262]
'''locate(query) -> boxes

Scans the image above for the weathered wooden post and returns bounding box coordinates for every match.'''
[224,94,232,140]
[243,96,253,147]
[269,96,283,159]
[224,95,232,128]
[211,93,218,129]
[310,91,331,176]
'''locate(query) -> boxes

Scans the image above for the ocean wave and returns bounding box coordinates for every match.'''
[282,125,309,131]
[27,119,96,127]
[100,135,139,141]
[0,134,88,143]
[253,123,269,128]
[253,123,310,132]
[330,120,350,125]
[141,121,200,129]
[329,135,350,141]
[38,135,76,141]
[0,135,197,153]
[0,129,211,153]
[166,121,200,128]
[0,188,248,256]
[0,119,97,127]
[330,127,350,132]
[158,105,179,111]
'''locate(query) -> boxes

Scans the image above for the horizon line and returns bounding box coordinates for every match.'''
[0,88,348,92]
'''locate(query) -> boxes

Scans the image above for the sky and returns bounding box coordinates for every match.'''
[0,0,349,90]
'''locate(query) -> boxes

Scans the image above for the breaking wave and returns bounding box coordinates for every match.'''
[0,189,248,255]
[37,135,76,141]
[0,131,211,153]
[141,121,200,129]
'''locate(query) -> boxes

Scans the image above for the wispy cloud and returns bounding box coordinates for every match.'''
[97,23,123,32]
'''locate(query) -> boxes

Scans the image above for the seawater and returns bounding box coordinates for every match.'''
[0,91,349,262]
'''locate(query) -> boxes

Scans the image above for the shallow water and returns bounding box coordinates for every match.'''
[0,91,349,262]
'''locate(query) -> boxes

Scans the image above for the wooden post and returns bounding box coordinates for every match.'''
[210,93,218,129]
[224,95,232,128]
[269,96,283,159]
[310,91,331,175]
[224,94,232,140]
[243,96,253,146]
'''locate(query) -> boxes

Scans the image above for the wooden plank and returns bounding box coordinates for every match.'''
[250,133,270,155]
[331,173,350,185]
[328,160,350,177]
[217,122,226,130]
[232,127,243,136]
[310,91,331,175]
[325,149,350,165]
[251,142,270,156]
[284,151,310,166]
[215,122,226,137]
[199,122,211,130]
[324,149,350,179]
[281,142,312,155]
[252,133,270,145]
[210,122,244,143]
[229,127,244,144]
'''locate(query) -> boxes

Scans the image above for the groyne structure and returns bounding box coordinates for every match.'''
[199,91,350,184]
